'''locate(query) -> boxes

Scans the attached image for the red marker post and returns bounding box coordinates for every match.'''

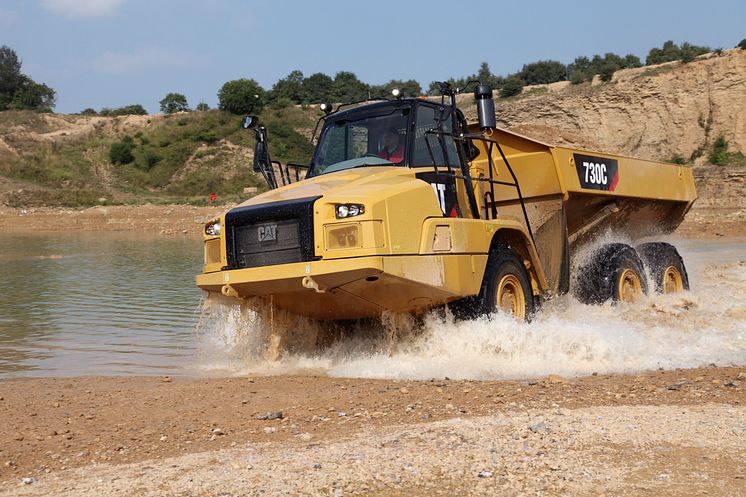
[209,192,216,203]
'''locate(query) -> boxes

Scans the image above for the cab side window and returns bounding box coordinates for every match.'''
[411,105,459,167]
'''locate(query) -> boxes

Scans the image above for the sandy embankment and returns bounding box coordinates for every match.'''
[0,166,743,238]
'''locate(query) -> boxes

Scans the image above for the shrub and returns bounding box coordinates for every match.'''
[193,130,218,144]
[669,155,686,165]
[710,136,729,165]
[738,39,746,50]
[109,141,134,164]
[143,150,162,169]
[499,77,524,98]
[195,102,209,111]
[79,108,97,116]
[569,69,589,84]
[100,104,148,116]
[519,60,567,85]
[270,96,293,109]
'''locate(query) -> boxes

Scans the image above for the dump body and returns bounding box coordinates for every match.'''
[196,103,696,320]
[466,125,697,294]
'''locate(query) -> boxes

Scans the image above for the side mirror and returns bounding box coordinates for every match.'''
[242,115,258,129]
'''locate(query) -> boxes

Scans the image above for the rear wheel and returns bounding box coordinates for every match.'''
[475,247,536,321]
[636,242,690,294]
[575,243,648,304]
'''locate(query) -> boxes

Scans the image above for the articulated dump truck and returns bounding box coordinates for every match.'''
[196,83,696,321]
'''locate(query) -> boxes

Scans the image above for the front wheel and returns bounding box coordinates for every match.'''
[476,248,536,321]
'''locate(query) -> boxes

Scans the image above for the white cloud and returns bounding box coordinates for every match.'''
[90,46,206,75]
[42,0,125,19]
[0,8,19,27]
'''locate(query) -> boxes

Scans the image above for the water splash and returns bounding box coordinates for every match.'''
[195,239,746,380]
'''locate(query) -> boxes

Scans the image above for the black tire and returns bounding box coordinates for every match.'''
[574,243,648,304]
[636,242,690,294]
[471,247,536,321]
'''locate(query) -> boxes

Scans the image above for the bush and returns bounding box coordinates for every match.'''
[646,41,710,65]
[669,155,686,165]
[143,150,162,169]
[195,102,209,111]
[109,141,134,164]
[193,130,219,144]
[270,96,293,109]
[737,39,746,50]
[79,108,97,116]
[218,79,265,115]
[569,69,588,84]
[710,136,729,165]
[499,77,524,98]
[100,104,148,116]
[518,60,567,85]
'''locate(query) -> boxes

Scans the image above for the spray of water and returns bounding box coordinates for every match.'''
[194,239,746,380]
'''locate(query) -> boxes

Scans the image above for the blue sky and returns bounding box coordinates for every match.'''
[2,0,745,114]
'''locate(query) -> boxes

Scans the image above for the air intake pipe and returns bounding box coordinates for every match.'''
[474,85,496,130]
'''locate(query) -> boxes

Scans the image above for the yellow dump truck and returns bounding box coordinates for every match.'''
[196,83,696,321]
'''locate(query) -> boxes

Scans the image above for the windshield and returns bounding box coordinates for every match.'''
[309,105,410,177]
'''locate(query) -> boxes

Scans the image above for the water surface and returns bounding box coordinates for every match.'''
[0,232,202,377]
[1,233,744,380]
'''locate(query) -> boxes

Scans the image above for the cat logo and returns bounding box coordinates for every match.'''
[257,224,278,242]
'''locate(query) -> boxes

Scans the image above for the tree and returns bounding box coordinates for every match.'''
[623,54,642,68]
[738,39,746,50]
[217,78,265,115]
[303,72,334,103]
[519,60,567,85]
[159,92,189,114]
[79,108,97,116]
[680,42,710,63]
[195,102,209,111]
[0,46,23,110]
[370,79,423,99]
[332,71,369,102]
[10,75,56,112]
[272,70,305,103]
[477,62,492,85]
[499,76,524,98]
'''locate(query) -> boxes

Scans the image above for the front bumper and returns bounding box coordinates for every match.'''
[196,254,486,320]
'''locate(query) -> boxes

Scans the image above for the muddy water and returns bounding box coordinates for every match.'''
[200,237,746,380]
[0,232,203,377]
[1,233,744,379]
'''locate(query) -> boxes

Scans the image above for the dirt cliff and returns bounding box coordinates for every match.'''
[462,49,746,163]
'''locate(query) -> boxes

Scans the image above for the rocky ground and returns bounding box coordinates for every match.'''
[0,368,744,496]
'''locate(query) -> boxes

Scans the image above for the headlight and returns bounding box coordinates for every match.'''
[335,203,365,219]
[205,220,221,236]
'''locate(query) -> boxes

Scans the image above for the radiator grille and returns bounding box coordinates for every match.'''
[224,196,320,270]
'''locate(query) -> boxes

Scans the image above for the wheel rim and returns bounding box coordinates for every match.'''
[662,265,684,293]
[618,269,643,303]
[496,274,526,319]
